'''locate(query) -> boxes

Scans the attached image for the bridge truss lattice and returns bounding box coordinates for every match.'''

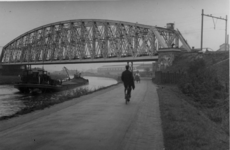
[0,19,191,65]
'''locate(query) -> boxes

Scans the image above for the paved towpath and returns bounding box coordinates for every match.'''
[0,79,164,150]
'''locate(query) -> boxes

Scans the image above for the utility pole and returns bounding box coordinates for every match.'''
[225,15,228,50]
[201,9,228,51]
[201,9,204,51]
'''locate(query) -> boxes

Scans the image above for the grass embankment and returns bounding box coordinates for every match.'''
[166,51,229,73]
[157,52,229,149]
[158,85,229,150]
[0,83,119,121]
[212,58,229,85]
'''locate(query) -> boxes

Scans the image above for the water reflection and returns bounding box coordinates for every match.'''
[0,85,25,117]
[81,76,117,90]
[0,76,117,117]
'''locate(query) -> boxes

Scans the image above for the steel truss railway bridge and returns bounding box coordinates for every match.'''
[0,19,191,67]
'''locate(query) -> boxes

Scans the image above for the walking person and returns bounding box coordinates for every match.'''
[121,65,135,104]
[135,70,140,83]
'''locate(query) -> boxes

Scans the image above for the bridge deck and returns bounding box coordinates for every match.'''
[0,56,158,65]
[0,79,164,150]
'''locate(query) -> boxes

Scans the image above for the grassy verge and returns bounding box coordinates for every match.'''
[157,85,229,150]
[0,83,119,121]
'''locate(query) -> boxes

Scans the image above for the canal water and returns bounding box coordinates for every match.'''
[0,76,117,118]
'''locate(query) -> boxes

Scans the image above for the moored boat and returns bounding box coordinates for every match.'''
[14,68,88,94]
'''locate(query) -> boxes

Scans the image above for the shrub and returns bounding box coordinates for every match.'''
[178,58,226,107]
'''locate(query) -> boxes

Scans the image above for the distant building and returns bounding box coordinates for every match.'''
[97,64,137,75]
[217,43,229,51]
[136,64,153,72]
[97,63,153,75]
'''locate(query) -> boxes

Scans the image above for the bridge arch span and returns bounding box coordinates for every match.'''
[1,19,191,65]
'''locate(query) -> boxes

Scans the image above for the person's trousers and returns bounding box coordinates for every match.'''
[124,84,132,97]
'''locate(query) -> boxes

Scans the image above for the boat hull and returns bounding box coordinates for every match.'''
[14,83,62,93]
[14,80,89,93]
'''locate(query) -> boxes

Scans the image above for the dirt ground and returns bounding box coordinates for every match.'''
[157,85,229,150]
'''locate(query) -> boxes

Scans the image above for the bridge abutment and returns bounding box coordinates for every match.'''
[156,48,181,71]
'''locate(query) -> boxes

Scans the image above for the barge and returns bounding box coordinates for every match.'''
[14,68,88,94]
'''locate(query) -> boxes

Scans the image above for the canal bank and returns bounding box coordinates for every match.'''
[0,79,164,150]
[0,76,118,119]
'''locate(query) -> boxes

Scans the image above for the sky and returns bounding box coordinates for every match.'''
[0,0,229,72]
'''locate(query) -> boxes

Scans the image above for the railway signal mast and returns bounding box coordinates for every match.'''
[201,9,228,51]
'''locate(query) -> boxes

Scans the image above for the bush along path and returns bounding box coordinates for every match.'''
[157,58,229,149]
[178,58,229,134]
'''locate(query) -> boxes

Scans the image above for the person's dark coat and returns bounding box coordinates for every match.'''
[121,70,135,89]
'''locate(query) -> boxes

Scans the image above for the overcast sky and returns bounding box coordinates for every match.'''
[0,0,229,71]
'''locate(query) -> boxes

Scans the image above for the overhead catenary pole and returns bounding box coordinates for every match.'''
[225,15,228,50]
[201,9,228,51]
[201,9,204,50]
